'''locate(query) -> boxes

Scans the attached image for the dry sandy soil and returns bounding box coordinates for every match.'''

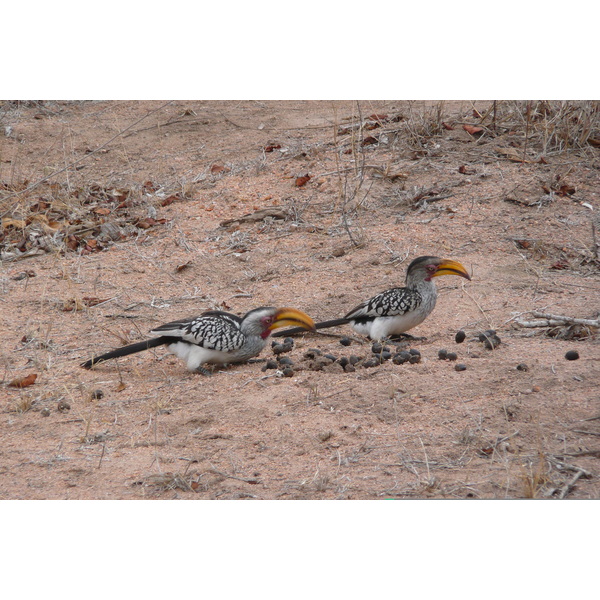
[1,100,599,499]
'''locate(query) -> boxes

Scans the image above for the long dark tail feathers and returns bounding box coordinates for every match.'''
[80,336,178,369]
[271,318,350,337]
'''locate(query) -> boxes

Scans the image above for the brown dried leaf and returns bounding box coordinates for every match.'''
[361,136,378,146]
[264,144,281,152]
[442,121,454,130]
[175,261,192,273]
[82,296,109,307]
[210,164,230,174]
[2,218,26,229]
[463,125,483,136]
[94,207,111,216]
[8,373,37,388]
[65,235,79,251]
[63,298,86,311]
[496,147,530,163]
[160,195,179,207]
[295,175,311,187]
[558,184,576,197]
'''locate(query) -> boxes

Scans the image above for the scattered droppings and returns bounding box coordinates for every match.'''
[362,359,380,368]
[438,349,448,360]
[57,400,71,412]
[409,353,421,364]
[262,359,279,371]
[283,337,294,346]
[446,352,458,361]
[409,348,421,356]
[339,337,352,346]
[455,330,466,344]
[40,408,51,417]
[478,329,497,341]
[304,349,322,359]
[337,356,349,367]
[392,351,409,365]
[282,367,295,377]
[565,350,580,361]
[349,355,362,365]
[381,351,392,361]
[371,342,384,354]
[277,356,294,366]
[455,363,467,371]
[91,389,104,400]
[272,343,293,355]
[344,364,356,373]
[516,363,529,371]
[479,330,501,350]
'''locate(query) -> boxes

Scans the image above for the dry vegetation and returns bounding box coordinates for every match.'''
[1,100,599,499]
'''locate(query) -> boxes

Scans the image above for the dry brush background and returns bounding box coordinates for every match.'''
[1,100,599,499]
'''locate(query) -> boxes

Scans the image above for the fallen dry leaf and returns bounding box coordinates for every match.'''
[93,207,111,216]
[2,218,26,229]
[8,373,37,388]
[264,144,281,152]
[210,164,230,174]
[295,175,311,187]
[175,261,192,272]
[63,297,109,311]
[361,136,378,146]
[463,125,483,136]
[442,122,454,130]
[558,184,576,197]
[496,147,531,163]
[135,218,167,229]
[160,195,179,207]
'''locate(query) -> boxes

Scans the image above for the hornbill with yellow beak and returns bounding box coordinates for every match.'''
[273,256,471,341]
[81,307,315,372]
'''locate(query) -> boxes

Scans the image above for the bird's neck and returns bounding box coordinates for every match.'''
[406,275,437,295]
[240,318,268,340]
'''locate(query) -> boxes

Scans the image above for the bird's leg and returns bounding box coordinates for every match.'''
[195,365,213,376]
[388,333,426,342]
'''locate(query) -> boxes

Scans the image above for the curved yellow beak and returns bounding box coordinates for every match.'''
[432,259,471,281]
[270,308,316,332]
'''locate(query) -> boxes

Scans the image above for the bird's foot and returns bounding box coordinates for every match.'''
[388,333,426,342]
[195,366,213,376]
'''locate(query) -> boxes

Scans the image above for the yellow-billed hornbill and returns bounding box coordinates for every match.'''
[273,256,471,341]
[81,307,315,373]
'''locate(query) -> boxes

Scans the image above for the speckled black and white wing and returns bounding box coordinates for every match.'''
[150,311,246,352]
[344,288,424,321]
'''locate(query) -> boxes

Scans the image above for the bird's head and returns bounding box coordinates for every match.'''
[406,256,471,284]
[243,307,316,339]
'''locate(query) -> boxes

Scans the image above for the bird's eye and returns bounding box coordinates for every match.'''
[427,265,436,272]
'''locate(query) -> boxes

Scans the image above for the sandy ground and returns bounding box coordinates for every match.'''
[1,100,599,499]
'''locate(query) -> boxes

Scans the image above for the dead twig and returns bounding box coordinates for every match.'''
[517,311,599,328]
[544,456,592,498]
[207,468,261,485]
